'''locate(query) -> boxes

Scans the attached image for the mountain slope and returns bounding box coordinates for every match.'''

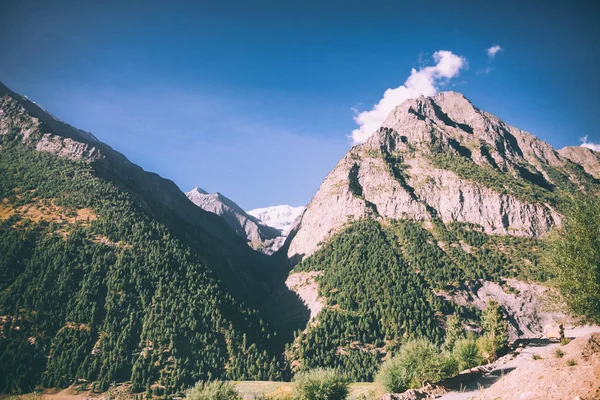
[283,92,598,380]
[185,187,282,254]
[0,82,284,393]
[288,92,599,261]
[558,145,600,179]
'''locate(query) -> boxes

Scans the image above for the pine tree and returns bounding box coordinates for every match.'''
[481,300,508,359]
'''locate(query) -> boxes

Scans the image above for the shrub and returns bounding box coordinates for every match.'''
[293,368,349,400]
[476,335,495,363]
[442,314,465,352]
[375,339,456,394]
[560,337,572,346]
[565,358,577,366]
[554,349,565,358]
[185,380,241,400]
[452,337,482,370]
[532,353,542,360]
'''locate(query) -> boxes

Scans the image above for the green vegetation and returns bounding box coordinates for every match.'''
[429,148,554,206]
[0,140,282,393]
[292,368,349,400]
[565,358,577,366]
[452,336,481,371]
[288,217,526,380]
[185,381,242,400]
[532,353,542,360]
[554,349,565,358]
[375,339,456,394]
[442,314,464,352]
[289,219,444,381]
[428,144,600,212]
[479,301,508,361]
[543,196,600,324]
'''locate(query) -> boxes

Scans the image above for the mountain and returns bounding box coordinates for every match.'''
[0,82,286,393]
[283,91,600,380]
[288,92,598,261]
[247,205,305,235]
[185,187,283,254]
[558,145,600,179]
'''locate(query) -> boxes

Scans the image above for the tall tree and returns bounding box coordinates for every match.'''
[480,300,508,360]
[543,196,600,323]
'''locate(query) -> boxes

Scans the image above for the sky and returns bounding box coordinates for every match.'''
[1,0,599,209]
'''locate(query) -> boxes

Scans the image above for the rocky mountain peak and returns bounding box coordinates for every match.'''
[287,92,598,261]
[190,186,209,195]
[185,187,286,254]
[558,146,600,179]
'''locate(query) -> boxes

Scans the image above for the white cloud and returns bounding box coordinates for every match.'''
[350,50,467,144]
[580,135,600,152]
[487,45,503,59]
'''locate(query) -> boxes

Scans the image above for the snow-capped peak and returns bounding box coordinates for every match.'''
[247,205,305,234]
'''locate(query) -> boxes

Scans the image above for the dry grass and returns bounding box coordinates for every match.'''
[0,197,97,237]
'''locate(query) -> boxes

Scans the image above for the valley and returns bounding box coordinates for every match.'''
[1,80,599,400]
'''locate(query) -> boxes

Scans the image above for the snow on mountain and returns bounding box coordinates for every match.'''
[247,205,305,234]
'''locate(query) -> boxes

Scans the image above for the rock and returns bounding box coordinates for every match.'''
[438,278,568,341]
[558,146,600,179]
[285,271,324,321]
[186,187,283,254]
[288,91,588,262]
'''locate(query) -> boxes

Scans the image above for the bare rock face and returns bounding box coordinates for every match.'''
[35,133,102,161]
[285,271,325,321]
[186,187,283,254]
[288,92,585,261]
[439,278,568,341]
[558,146,600,179]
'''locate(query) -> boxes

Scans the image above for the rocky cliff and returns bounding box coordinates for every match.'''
[289,92,597,261]
[558,145,600,179]
[186,187,283,254]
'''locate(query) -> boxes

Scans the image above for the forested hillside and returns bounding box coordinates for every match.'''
[0,85,287,393]
[286,217,545,381]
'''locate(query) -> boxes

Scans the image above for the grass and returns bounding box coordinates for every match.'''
[565,358,577,366]
[531,353,542,360]
[234,381,377,399]
[560,337,572,346]
[554,348,565,358]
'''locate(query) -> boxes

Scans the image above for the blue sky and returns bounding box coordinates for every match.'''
[1,0,599,209]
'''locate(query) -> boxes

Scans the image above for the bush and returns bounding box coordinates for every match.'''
[375,339,456,394]
[452,337,481,370]
[554,349,565,358]
[476,335,495,363]
[293,368,349,400]
[532,353,542,360]
[565,358,577,366]
[185,380,242,400]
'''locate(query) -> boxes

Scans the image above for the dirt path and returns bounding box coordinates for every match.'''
[438,326,600,400]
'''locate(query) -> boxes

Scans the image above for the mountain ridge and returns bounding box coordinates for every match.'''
[288,91,599,261]
[185,187,283,254]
